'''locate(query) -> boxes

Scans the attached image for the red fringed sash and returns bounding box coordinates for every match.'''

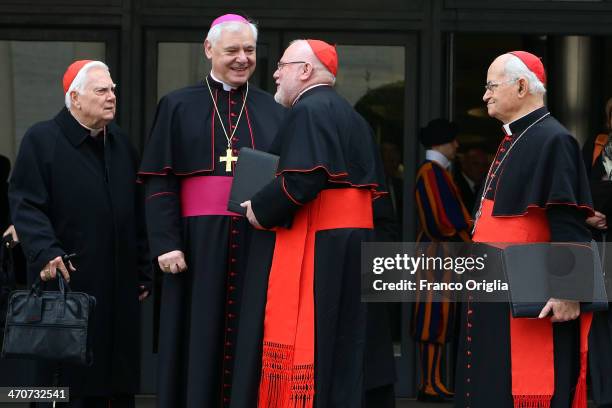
[474,199,592,408]
[258,188,374,408]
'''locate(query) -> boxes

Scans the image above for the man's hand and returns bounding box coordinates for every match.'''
[2,225,19,246]
[40,256,76,282]
[586,211,607,230]
[241,200,262,229]
[158,250,187,274]
[538,298,580,322]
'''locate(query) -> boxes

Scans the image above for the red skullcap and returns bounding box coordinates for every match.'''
[509,51,547,85]
[63,60,94,94]
[306,39,338,76]
[210,14,248,28]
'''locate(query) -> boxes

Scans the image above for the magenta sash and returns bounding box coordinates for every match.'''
[180,176,241,217]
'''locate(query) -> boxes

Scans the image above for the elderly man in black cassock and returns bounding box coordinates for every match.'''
[235,39,388,408]
[137,13,284,408]
[454,51,594,408]
[9,60,151,408]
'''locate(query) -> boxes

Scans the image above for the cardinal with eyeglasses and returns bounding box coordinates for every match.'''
[137,14,284,408]
[455,51,594,408]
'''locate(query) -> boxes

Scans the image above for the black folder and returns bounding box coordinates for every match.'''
[228,147,279,215]
[501,241,608,318]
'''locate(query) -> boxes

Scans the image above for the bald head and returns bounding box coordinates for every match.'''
[289,40,336,80]
[482,53,545,124]
[272,39,336,107]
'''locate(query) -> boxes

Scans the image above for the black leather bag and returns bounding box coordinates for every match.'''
[1,265,96,366]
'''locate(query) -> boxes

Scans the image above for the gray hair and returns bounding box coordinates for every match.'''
[289,39,336,85]
[504,54,547,95]
[64,61,110,109]
[206,20,258,46]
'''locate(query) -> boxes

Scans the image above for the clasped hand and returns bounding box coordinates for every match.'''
[158,250,188,274]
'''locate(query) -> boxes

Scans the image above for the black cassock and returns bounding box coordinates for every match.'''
[581,131,612,407]
[138,77,284,408]
[229,85,390,408]
[455,107,593,408]
[9,108,151,397]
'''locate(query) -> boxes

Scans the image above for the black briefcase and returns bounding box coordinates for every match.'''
[1,266,96,366]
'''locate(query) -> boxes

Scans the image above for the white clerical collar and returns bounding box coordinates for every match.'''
[210,71,236,92]
[425,149,451,169]
[69,110,104,137]
[503,107,541,135]
[292,83,331,106]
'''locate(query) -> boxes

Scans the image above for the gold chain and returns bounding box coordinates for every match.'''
[205,76,249,149]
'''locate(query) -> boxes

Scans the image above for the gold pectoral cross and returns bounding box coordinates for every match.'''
[220,148,238,172]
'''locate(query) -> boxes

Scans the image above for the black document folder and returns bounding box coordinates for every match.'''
[228,147,279,215]
[501,241,608,318]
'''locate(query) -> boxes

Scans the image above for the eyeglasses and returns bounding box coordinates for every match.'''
[276,61,306,70]
[484,78,518,92]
